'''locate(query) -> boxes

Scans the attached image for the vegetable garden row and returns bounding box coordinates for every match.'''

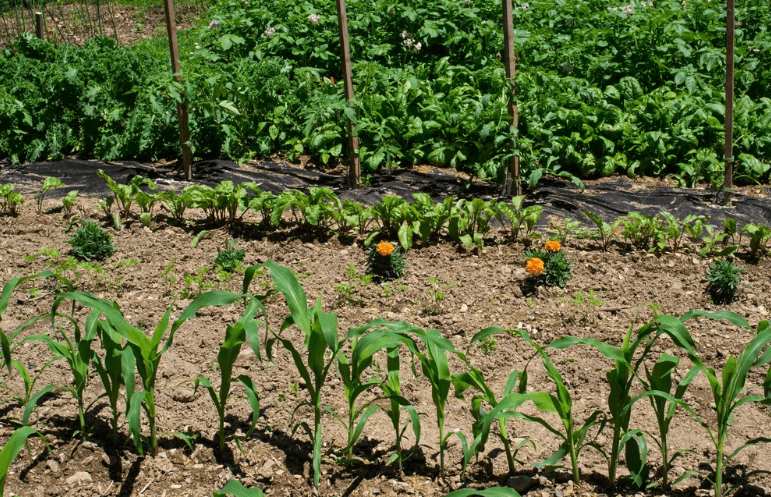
[1,0,770,186]
[1,175,770,497]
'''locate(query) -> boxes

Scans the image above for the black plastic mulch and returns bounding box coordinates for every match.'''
[1,157,770,228]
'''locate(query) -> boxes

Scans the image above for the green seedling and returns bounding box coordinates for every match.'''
[496,195,543,243]
[670,313,771,497]
[61,190,78,218]
[51,288,260,456]
[35,177,65,215]
[453,328,536,475]
[476,335,497,355]
[161,191,193,223]
[639,354,700,489]
[740,222,771,259]
[213,479,265,497]
[97,169,157,222]
[412,193,454,246]
[366,196,417,250]
[698,224,738,258]
[194,295,268,451]
[546,217,581,245]
[583,210,620,251]
[0,427,46,495]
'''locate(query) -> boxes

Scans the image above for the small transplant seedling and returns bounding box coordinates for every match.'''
[524,241,573,289]
[61,190,78,217]
[35,177,65,215]
[706,259,745,304]
[68,221,115,261]
[215,240,246,273]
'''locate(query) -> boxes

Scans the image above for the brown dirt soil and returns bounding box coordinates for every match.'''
[1,196,771,497]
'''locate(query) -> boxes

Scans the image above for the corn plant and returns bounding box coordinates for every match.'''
[344,320,425,471]
[50,290,254,456]
[669,314,771,497]
[38,308,103,440]
[452,328,534,475]
[194,295,268,451]
[0,426,45,495]
[638,354,701,489]
[0,271,74,427]
[35,177,65,215]
[257,259,345,487]
[582,210,620,251]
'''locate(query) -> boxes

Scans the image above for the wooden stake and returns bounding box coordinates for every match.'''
[163,0,193,180]
[34,11,43,39]
[723,0,735,205]
[335,0,360,187]
[502,0,521,196]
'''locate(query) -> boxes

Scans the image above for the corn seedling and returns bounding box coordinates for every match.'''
[453,328,535,475]
[0,427,46,495]
[194,294,268,451]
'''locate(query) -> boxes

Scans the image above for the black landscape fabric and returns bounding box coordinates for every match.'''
[1,157,770,228]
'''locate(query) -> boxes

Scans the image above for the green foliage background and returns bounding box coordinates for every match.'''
[0,0,769,185]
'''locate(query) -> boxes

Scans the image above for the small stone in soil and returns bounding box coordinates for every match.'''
[65,471,92,485]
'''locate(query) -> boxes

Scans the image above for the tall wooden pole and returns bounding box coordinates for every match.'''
[502,0,521,196]
[723,0,735,205]
[163,0,193,180]
[34,11,43,39]
[335,0,361,187]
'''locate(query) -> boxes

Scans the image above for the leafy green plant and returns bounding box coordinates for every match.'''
[699,224,739,258]
[68,220,116,261]
[0,184,24,216]
[706,259,746,304]
[475,335,497,355]
[411,193,454,246]
[739,222,771,259]
[582,211,620,252]
[449,198,496,249]
[161,190,193,223]
[546,217,581,245]
[213,479,265,497]
[35,177,65,215]
[61,190,79,218]
[335,283,361,307]
[97,170,157,225]
[367,196,417,250]
[214,240,246,272]
[497,196,543,243]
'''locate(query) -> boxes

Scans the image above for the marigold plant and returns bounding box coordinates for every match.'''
[367,242,408,281]
[377,241,395,257]
[545,240,561,252]
[526,258,544,276]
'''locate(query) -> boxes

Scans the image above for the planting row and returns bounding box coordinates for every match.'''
[0,260,769,497]
[2,173,770,260]
[1,0,770,185]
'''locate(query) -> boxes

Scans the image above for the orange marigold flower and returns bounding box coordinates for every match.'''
[526,258,544,276]
[544,240,561,252]
[377,242,395,257]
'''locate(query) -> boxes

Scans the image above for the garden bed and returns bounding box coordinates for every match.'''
[1,196,770,497]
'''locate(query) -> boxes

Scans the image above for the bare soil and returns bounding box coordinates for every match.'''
[1,196,771,497]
